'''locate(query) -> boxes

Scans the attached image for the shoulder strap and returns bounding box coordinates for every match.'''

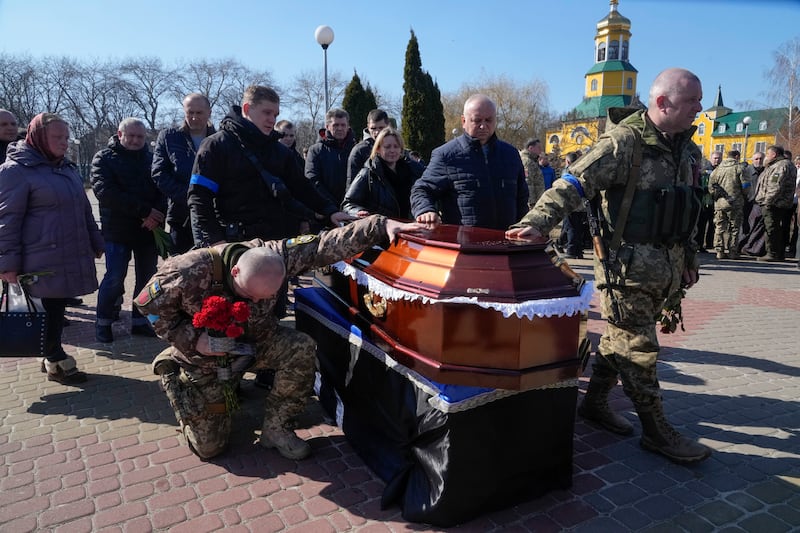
[609,125,643,253]
[205,247,224,293]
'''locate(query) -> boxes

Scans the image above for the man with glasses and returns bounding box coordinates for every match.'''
[347,109,390,184]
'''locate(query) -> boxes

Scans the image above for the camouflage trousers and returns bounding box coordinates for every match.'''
[592,242,685,410]
[712,206,743,254]
[156,325,316,459]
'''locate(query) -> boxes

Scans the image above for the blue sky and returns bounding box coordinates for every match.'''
[1,0,798,117]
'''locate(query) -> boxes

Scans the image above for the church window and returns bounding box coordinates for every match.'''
[697,123,705,135]
[597,42,606,62]
[609,40,619,60]
[714,143,725,154]
[718,123,726,133]
[755,141,766,153]
[621,40,629,60]
[591,79,598,91]
[759,120,767,131]
[736,122,743,133]
[732,142,742,153]
[549,135,560,145]
[626,77,633,90]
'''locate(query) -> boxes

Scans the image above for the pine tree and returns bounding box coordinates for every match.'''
[342,71,377,139]
[402,30,445,161]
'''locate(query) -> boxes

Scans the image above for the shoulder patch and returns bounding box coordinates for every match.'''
[286,234,318,248]
[136,281,162,306]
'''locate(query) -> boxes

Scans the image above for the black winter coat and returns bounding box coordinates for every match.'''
[188,106,338,246]
[346,134,374,183]
[342,156,423,218]
[410,133,528,230]
[305,129,356,205]
[90,136,165,245]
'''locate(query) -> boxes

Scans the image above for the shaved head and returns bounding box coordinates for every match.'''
[231,248,286,302]
[646,68,703,134]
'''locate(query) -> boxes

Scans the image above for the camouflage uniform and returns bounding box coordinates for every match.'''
[520,149,545,208]
[135,215,390,459]
[708,158,748,257]
[512,108,711,463]
[754,155,797,259]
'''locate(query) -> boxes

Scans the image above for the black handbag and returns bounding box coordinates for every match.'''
[0,281,48,357]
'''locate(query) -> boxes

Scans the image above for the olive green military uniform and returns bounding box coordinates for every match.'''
[520,149,545,209]
[512,108,711,464]
[754,155,797,260]
[136,215,390,459]
[708,157,748,258]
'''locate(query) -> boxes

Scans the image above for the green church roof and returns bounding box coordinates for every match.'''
[585,60,638,75]
[573,95,635,118]
[711,109,788,137]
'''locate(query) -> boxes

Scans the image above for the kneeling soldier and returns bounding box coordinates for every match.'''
[136,215,421,460]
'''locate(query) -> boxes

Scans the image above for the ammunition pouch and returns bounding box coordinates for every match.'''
[604,185,701,245]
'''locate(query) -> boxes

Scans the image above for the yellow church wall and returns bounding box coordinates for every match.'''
[545,119,604,156]
[691,114,776,162]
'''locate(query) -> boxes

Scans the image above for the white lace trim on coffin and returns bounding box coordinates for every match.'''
[331,261,594,319]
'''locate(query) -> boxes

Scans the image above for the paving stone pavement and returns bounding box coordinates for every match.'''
[1,191,799,532]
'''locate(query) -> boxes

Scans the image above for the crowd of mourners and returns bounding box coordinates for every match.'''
[1,68,798,464]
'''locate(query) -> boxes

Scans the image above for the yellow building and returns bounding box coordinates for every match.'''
[692,86,788,163]
[545,0,641,156]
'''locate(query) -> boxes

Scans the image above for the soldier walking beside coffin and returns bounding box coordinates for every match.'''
[135,215,422,460]
[507,68,713,464]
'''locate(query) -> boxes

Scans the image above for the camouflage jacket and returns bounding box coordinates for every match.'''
[755,156,796,209]
[512,108,700,267]
[520,149,545,208]
[135,215,388,370]
[708,158,747,210]
[514,109,699,231]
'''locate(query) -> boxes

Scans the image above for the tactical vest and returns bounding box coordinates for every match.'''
[604,185,701,245]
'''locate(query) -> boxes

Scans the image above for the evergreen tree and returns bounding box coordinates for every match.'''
[342,71,377,138]
[402,30,445,161]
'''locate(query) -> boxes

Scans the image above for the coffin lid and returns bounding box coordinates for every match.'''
[348,224,584,303]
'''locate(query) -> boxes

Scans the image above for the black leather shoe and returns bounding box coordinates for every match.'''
[131,324,158,338]
[95,325,113,343]
[64,297,84,307]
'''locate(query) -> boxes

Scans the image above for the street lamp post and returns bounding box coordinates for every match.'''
[73,138,81,180]
[742,115,752,162]
[314,25,335,114]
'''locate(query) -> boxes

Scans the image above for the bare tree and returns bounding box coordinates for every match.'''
[766,37,800,153]
[284,69,346,131]
[0,54,70,124]
[118,57,178,131]
[172,58,276,125]
[442,74,554,150]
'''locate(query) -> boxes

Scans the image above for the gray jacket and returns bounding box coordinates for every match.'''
[0,141,104,298]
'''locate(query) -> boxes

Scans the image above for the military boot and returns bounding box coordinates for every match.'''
[577,360,634,436]
[637,399,712,464]
[259,418,311,460]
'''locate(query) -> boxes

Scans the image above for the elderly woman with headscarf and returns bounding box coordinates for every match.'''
[0,113,104,385]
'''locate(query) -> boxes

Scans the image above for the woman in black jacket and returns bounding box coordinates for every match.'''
[342,128,422,219]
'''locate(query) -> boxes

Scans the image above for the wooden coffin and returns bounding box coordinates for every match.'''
[324,224,590,390]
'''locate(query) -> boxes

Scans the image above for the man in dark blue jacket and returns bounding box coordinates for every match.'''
[152,93,215,254]
[91,118,166,342]
[411,94,528,230]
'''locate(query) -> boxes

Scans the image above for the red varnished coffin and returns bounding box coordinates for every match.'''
[326,224,590,390]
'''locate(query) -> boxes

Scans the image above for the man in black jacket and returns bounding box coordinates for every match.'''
[188,85,350,247]
[91,118,166,342]
[152,93,215,254]
[305,108,356,210]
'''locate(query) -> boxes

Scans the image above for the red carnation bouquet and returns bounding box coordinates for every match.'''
[191,295,250,412]
[192,296,250,338]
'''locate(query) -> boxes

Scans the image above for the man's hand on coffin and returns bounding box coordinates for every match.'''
[330,211,357,227]
[385,219,427,243]
[195,331,227,357]
[415,211,441,225]
[505,225,543,241]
